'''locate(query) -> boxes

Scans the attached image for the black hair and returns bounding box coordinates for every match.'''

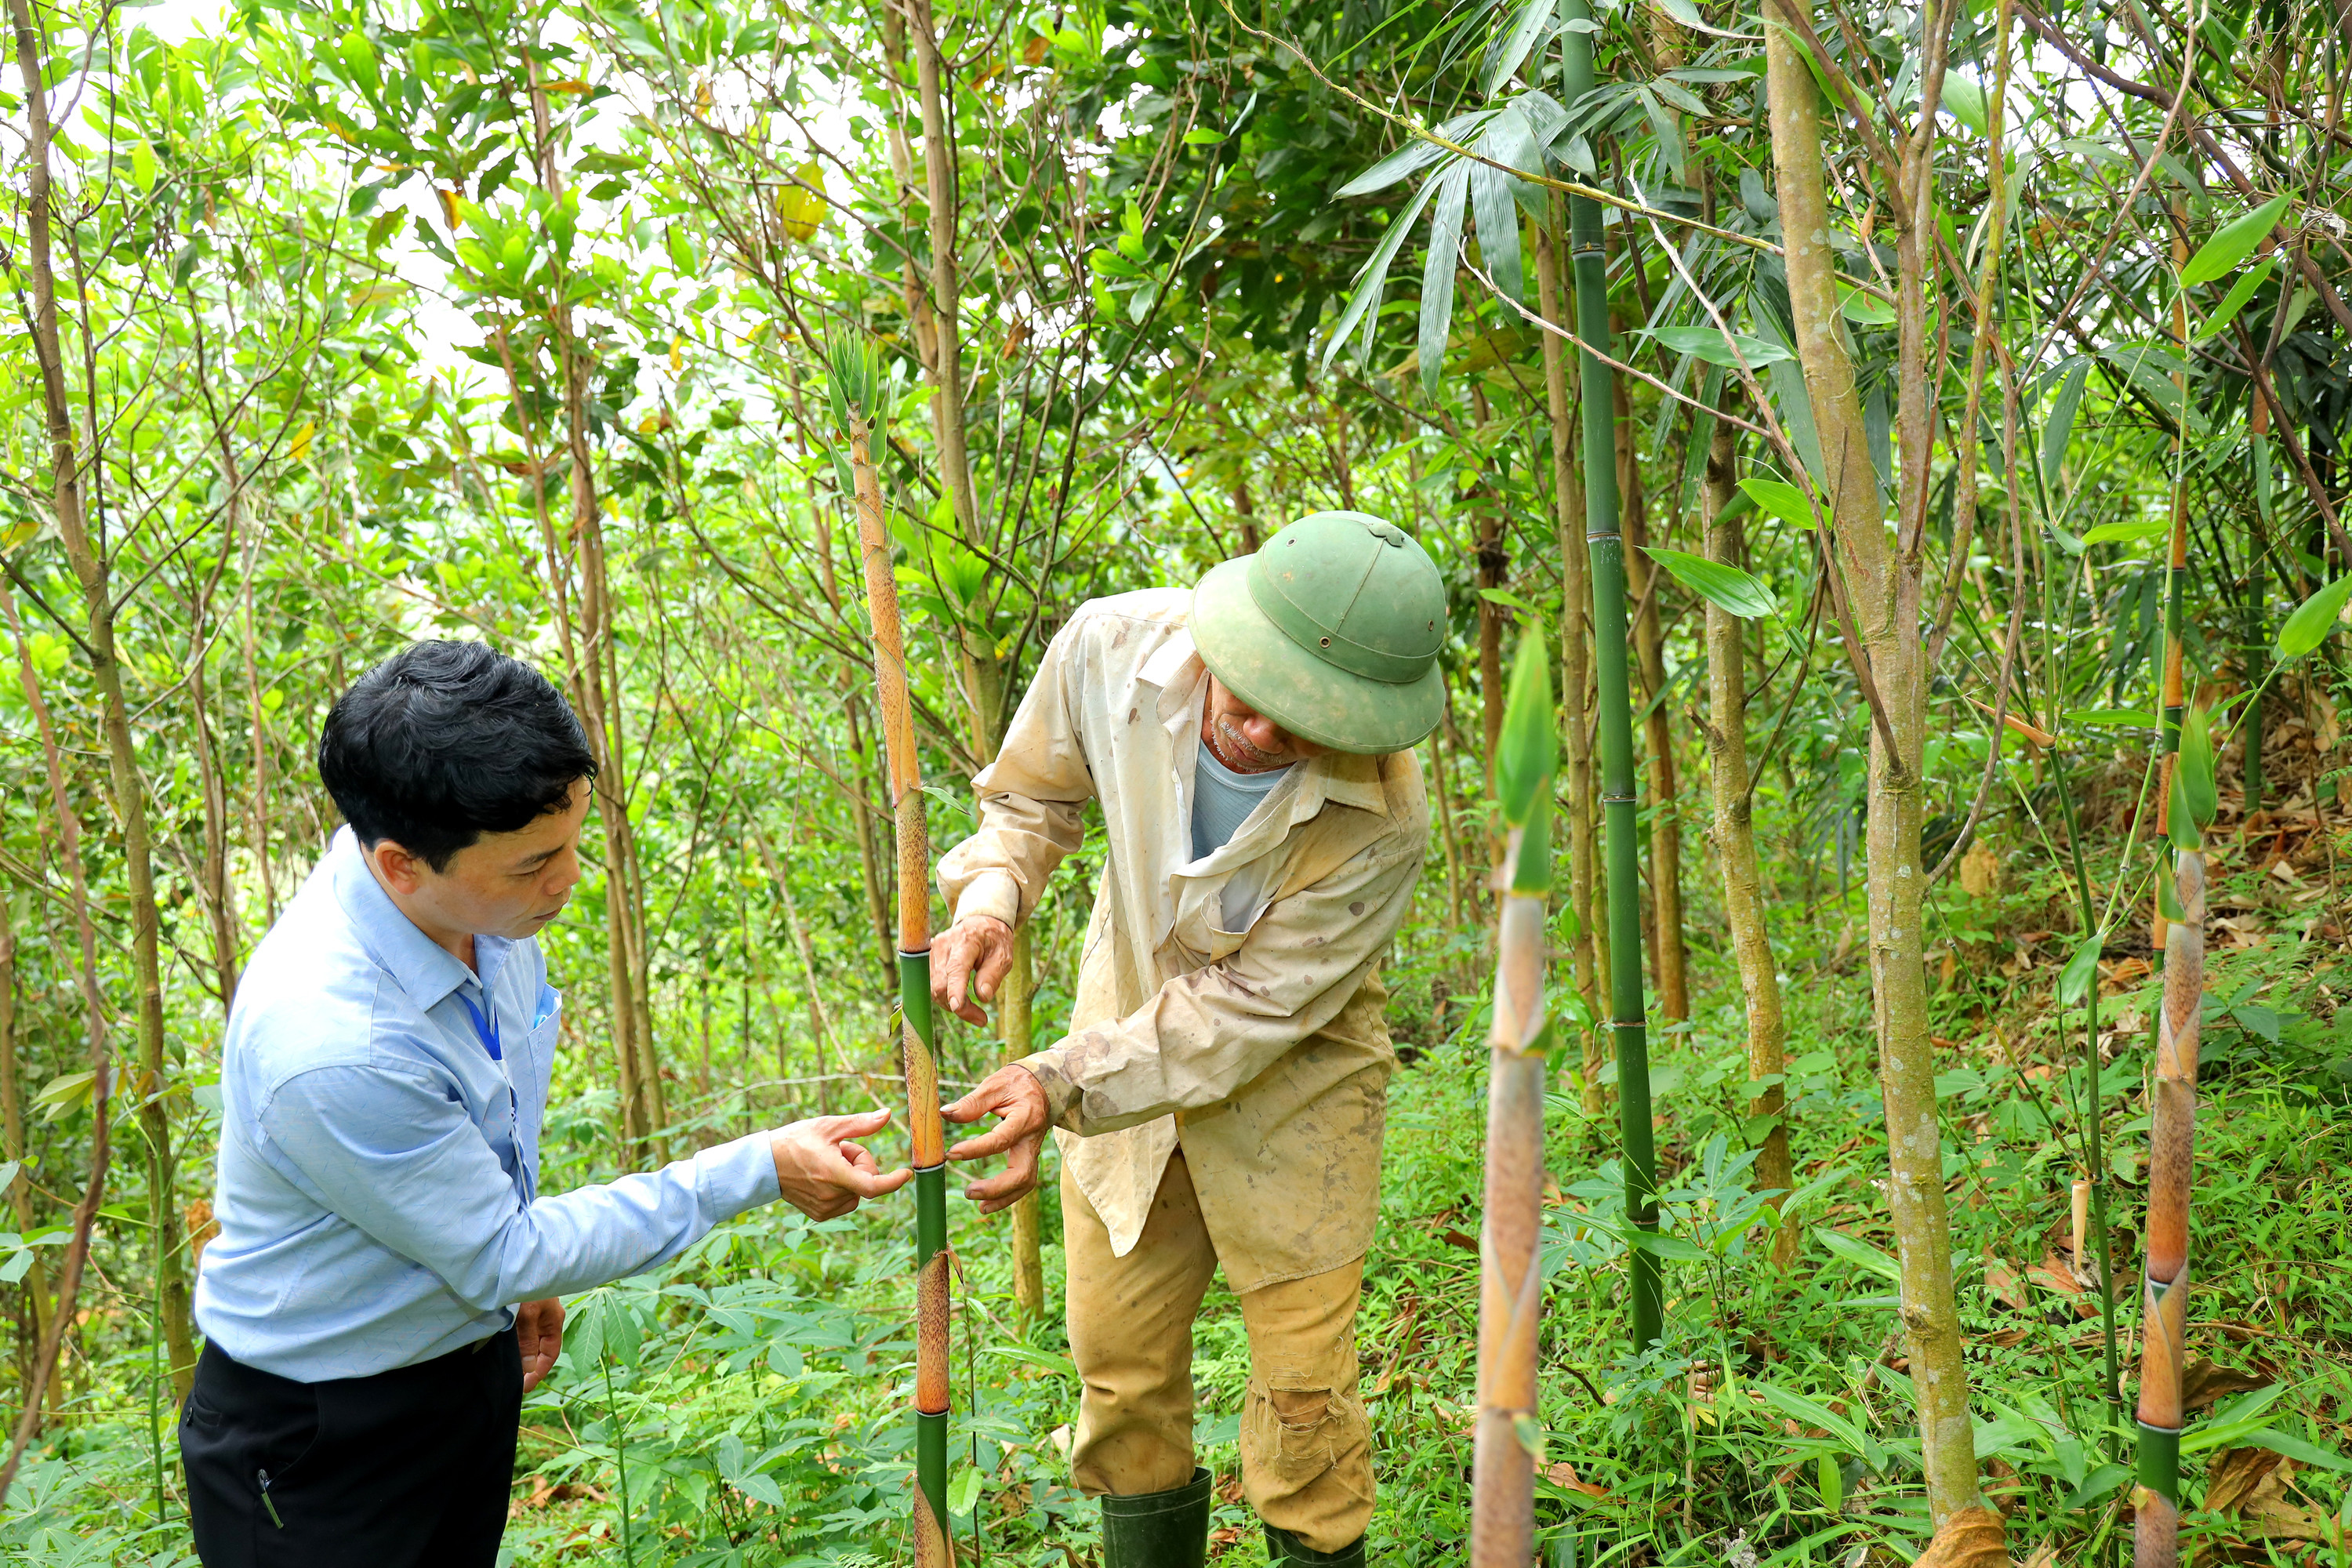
[318,640,597,871]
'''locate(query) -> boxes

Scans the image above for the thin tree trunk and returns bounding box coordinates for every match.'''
[904,0,1044,1313]
[997,926,1046,1317]
[1699,414,1794,1263]
[524,55,662,1156]
[0,874,51,1417]
[1617,381,1688,1021]
[1535,218,1604,1117]
[7,2,195,1394]
[0,583,109,1505]
[1765,0,1979,1521]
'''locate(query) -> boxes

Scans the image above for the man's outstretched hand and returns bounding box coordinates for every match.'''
[516,1297,565,1392]
[931,914,1015,1025]
[942,1065,1051,1213]
[770,1109,913,1220]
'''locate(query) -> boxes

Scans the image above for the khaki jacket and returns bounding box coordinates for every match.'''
[938,589,1428,1290]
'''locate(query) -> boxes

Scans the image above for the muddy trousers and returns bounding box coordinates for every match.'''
[1063,1149,1372,1554]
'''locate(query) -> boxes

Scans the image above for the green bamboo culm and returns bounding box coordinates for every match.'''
[1561,0,1660,1352]
[839,336,957,1568]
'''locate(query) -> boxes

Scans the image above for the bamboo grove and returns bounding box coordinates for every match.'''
[2,0,2351,1559]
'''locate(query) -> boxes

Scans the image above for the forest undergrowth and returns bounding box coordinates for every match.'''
[4,764,2346,1568]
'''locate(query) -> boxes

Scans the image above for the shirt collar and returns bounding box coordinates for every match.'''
[326,827,509,1012]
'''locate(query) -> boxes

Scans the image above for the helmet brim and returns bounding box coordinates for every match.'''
[1191,557,1443,756]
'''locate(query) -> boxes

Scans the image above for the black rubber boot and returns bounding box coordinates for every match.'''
[1264,1523,1367,1566]
[1100,1468,1212,1568]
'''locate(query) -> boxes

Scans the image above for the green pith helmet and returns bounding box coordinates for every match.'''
[1190,510,1446,755]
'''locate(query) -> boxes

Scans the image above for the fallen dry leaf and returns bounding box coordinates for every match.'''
[1209,1524,1247,1552]
[2181,1357,2271,1414]
[2018,1547,2056,1568]
[2205,1446,2285,1516]
[1542,1461,1612,1500]
[1909,1504,2010,1566]
[1984,1252,2031,1313]
[1442,1227,1479,1252]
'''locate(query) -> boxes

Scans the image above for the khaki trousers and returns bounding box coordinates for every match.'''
[1063,1149,1373,1553]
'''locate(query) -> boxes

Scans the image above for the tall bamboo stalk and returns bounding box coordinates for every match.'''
[1563,0,1660,1350]
[2135,715,2213,1568]
[1699,413,1795,1263]
[1534,219,1603,1118]
[835,341,953,1568]
[1469,635,1554,1567]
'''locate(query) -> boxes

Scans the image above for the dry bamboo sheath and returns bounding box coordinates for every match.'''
[2132,846,2204,1568]
[844,368,955,1568]
[1469,637,1555,1568]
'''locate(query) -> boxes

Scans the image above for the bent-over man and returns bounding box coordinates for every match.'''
[932,512,1441,1568]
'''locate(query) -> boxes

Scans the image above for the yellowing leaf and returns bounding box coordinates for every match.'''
[669,340,684,375]
[288,420,315,461]
[779,161,826,242]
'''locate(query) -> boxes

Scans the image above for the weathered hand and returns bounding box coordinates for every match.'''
[941,1065,1051,1214]
[770,1108,914,1219]
[931,914,1015,1025]
[516,1296,565,1393]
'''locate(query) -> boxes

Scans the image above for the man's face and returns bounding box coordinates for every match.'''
[373,778,592,942]
[1201,676,1330,773]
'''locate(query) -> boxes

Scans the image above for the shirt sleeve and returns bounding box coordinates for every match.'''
[1019,826,1425,1135]
[936,614,1096,927]
[256,1062,781,1311]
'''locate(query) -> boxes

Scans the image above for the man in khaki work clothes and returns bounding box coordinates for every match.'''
[929,511,1443,1568]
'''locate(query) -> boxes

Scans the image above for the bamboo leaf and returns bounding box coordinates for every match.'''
[1482,0,1555,96]
[1643,546,1777,619]
[2081,517,2170,546]
[1323,171,1443,372]
[2195,255,2275,339]
[2276,575,2351,658]
[1738,476,1824,531]
[2180,706,2217,827]
[1419,163,1471,396]
[1470,162,1525,307]
[2057,937,2101,1007]
[1749,1380,1871,1456]
[1494,633,1554,829]
[2233,1428,2352,1472]
[1812,1227,1901,1284]
[2180,191,2294,289]
[2039,358,2089,491]
[1640,325,1793,367]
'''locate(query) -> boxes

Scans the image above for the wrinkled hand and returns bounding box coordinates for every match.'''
[771,1109,914,1220]
[931,914,1015,1025]
[516,1297,565,1393]
[941,1065,1051,1214]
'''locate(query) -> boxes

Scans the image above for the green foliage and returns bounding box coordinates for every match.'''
[1642,546,1777,620]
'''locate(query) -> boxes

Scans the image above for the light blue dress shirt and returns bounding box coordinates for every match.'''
[194,828,781,1382]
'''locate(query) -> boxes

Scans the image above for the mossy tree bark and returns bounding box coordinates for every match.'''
[1764,0,1980,1522]
[1698,414,1795,1263]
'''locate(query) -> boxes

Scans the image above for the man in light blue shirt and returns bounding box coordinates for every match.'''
[182,640,907,1568]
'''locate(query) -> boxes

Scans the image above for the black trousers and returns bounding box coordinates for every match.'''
[179,1334,522,1567]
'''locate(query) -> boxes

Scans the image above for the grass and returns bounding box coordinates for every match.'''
[3,811,2349,1566]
